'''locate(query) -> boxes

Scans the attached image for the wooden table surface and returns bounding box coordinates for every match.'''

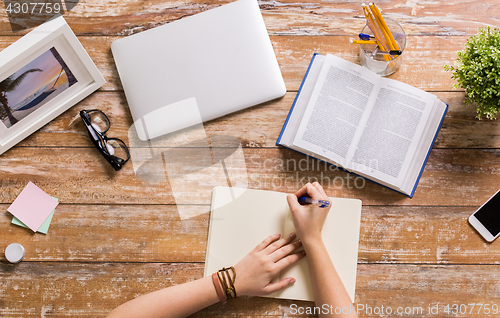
[2,0,500,317]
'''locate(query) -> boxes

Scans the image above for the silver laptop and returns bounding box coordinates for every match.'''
[111,0,286,140]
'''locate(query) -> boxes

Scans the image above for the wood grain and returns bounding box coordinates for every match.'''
[1,0,499,317]
[0,204,210,263]
[1,147,499,206]
[8,91,500,149]
[0,35,470,92]
[1,262,499,317]
[0,0,498,36]
[1,205,498,264]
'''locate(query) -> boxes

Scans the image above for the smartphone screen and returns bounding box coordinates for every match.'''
[474,191,500,236]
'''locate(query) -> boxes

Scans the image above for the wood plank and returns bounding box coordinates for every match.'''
[1,148,499,206]
[353,264,500,318]
[1,262,500,317]
[10,91,500,149]
[358,206,494,264]
[0,35,469,92]
[0,262,203,318]
[1,205,497,264]
[272,35,468,92]
[1,204,209,263]
[0,0,497,36]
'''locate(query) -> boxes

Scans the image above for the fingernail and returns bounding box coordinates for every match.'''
[289,278,296,284]
[288,233,296,238]
[275,233,281,238]
[301,250,306,255]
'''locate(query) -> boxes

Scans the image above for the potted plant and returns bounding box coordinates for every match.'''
[445,27,500,120]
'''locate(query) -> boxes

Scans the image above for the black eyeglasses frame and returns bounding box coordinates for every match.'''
[79,109,130,171]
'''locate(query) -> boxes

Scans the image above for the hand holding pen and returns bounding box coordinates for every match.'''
[286,182,332,245]
[298,196,330,208]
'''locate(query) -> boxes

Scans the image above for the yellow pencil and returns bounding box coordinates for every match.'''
[362,4,391,61]
[370,3,400,51]
[350,39,378,45]
[369,3,395,51]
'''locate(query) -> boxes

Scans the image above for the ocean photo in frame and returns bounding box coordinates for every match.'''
[1,47,77,129]
[0,15,105,155]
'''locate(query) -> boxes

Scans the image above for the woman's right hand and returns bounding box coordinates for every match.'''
[286,182,331,245]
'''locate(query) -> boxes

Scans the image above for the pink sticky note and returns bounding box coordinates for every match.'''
[7,181,59,232]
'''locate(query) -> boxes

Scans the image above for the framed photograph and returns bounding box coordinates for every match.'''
[0,15,106,155]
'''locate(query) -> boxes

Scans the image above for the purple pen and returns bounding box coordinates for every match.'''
[298,196,330,208]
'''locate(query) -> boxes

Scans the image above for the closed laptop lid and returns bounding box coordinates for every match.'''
[111,0,286,140]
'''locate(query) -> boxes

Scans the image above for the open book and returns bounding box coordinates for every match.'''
[277,54,448,197]
[204,186,361,302]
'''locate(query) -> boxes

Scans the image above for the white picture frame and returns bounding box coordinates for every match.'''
[0,15,106,155]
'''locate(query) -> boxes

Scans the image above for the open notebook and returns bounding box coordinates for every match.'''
[204,187,362,302]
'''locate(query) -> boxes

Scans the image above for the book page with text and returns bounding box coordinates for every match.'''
[293,54,380,167]
[349,80,436,187]
[401,99,447,194]
[279,54,326,146]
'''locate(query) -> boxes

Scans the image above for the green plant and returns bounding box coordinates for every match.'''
[445,27,500,120]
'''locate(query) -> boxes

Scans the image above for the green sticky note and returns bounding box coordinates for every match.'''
[12,197,58,234]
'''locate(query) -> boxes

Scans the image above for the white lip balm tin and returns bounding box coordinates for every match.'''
[5,243,25,263]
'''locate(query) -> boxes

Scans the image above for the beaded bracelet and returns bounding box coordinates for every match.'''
[216,266,237,301]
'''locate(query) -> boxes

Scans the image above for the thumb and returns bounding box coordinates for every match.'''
[263,277,296,295]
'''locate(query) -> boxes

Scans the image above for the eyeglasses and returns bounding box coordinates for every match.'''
[80,109,130,171]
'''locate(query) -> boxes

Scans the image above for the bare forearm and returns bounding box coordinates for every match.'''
[106,276,219,318]
[107,233,306,318]
[303,238,358,318]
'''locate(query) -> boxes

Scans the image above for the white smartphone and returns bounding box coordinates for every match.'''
[469,189,500,242]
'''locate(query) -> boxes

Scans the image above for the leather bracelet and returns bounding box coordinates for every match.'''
[212,272,227,303]
[217,267,237,300]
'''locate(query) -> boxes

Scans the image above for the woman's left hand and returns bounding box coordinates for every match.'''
[233,232,305,297]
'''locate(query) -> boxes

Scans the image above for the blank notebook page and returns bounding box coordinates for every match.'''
[205,187,361,302]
